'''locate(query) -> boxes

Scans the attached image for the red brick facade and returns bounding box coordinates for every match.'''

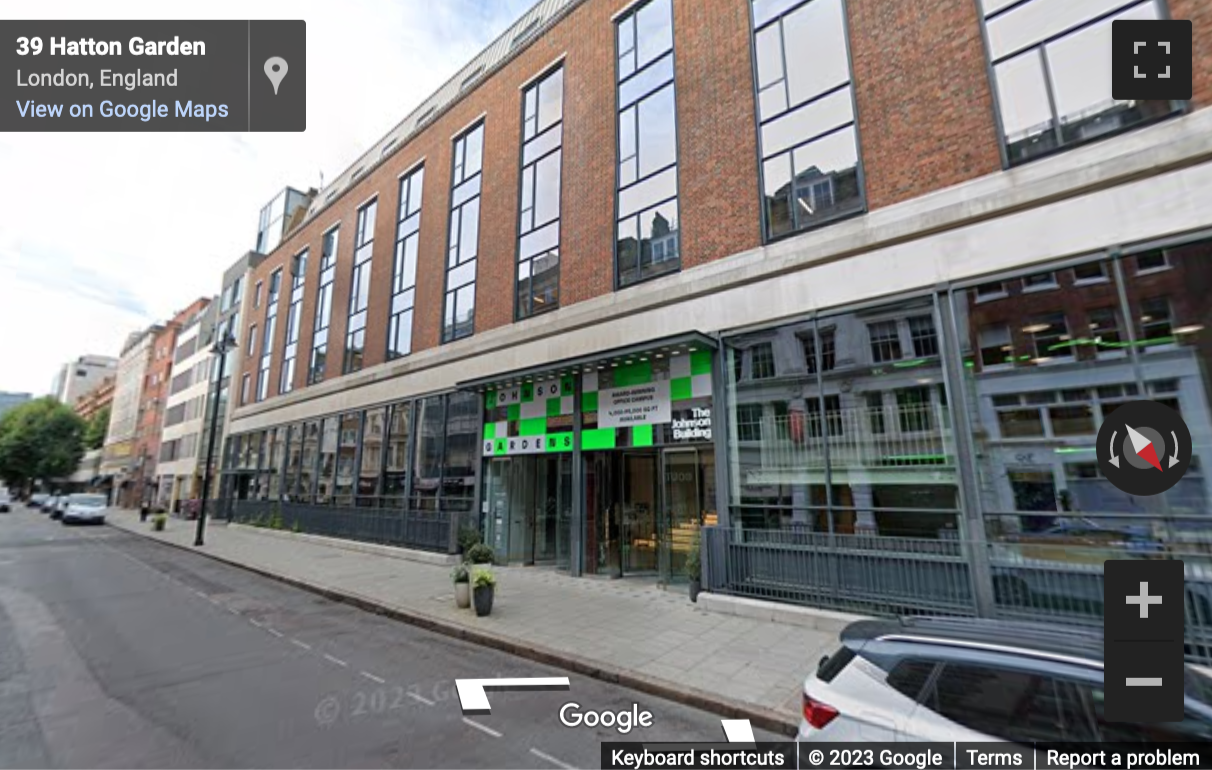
[238,0,1211,409]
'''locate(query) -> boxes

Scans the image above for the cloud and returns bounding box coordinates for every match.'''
[0,0,538,394]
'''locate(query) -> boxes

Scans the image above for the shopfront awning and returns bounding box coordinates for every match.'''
[456,331,718,392]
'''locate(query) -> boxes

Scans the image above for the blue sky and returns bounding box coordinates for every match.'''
[0,0,534,395]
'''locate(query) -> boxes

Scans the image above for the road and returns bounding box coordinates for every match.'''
[0,506,779,769]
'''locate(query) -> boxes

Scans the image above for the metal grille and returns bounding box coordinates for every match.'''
[229,499,456,553]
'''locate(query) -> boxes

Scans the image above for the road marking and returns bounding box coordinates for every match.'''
[227,607,240,615]
[361,671,385,684]
[291,639,311,650]
[193,590,208,598]
[267,628,284,638]
[454,677,570,714]
[408,692,436,706]
[323,653,348,667]
[462,717,502,738]
[530,748,577,770]
[249,618,265,627]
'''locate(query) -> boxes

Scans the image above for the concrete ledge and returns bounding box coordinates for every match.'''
[227,523,458,567]
[697,593,866,635]
[110,520,798,736]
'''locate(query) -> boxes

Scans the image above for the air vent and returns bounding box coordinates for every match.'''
[460,66,484,92]
[511,16,542,49]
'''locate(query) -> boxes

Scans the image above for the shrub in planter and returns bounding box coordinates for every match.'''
[152,514,167,532]
[472,569,496,616]
[452,564,471,609]
[465,543,495,565]
[457,525,483,554]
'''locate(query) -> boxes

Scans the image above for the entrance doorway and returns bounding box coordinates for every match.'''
[584,447,715,581]
[484,454,572,568]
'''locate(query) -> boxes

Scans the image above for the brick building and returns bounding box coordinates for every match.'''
[73,376,115,424]
[222,0,1212,614]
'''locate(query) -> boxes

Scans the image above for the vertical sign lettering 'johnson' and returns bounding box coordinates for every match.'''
[599,381,672,429]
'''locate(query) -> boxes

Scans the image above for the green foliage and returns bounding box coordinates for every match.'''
[685,526,701,578]
[451,564,470,583]
[464,543,495,565]
[457,525,483,552]
[152,513,167,531]
[0,398,87,488]
[292,521,301,533]
[83,406,110,451]
[269,510,284,530]
[472,568,496,589]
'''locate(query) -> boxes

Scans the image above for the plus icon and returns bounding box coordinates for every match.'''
[1112,19,1192,101]
[1127,581,1163,619]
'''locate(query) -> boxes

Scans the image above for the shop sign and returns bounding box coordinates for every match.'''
[483,433,574,456]
[672,407,712,441]
[599,381,671,429]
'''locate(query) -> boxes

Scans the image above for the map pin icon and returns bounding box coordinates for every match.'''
[264,57,288,95]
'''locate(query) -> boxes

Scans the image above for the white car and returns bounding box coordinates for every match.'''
[62,493,108,525]
[0,489,10,513]
[800,616,1212,743]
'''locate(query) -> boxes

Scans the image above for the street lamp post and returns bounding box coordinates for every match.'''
[195,330,237,547]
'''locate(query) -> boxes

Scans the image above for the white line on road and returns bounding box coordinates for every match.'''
[267,628,284,638]
[227,607,240,615]
[462,718,502,738]
[323,653,348,667]
[408,692,436,706]
[291,639,311,650]
[361,671,385,684]
[530,748,577,770]
[194,590,208,598]
[249,618,265,627]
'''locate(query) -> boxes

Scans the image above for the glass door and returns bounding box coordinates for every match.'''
[662,449,701,582]
[485,458,511,558]
[621,453,658,574]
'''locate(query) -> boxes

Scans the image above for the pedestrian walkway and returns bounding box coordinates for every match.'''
[105,510,837,732]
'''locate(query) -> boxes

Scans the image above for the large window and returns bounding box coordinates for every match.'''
[753,0,863,239]
[389,167,424,359]
[280,248,307,394]
[517,66,564,319]
[981,0,1178,165]
[309,227,338,385]
[444,123,484,343]
[383,403,411,504]
[256,268,282,401]
[345,200,377,373]
[615,0,680,288]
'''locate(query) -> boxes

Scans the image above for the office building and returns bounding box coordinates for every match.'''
[101,326,162,505]
[157,301,219,511]
[50,354,118,407]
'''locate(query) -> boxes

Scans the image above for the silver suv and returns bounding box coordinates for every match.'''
[800,617,1212,743]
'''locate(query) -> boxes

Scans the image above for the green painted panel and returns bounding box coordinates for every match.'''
[485,391,496,410]
[507,404,521,421]
[632,424,654,447]
[671,377,693,402]
[613,361,652,388]
[493,439,508,456]
[520,417,546,437]
[483,422,496,440]
[521,382,534,402]
[547,397,562,417]
[582,428,617,450]
[691,350,713,376]
[582,391,599,413]
[545,433,574,453]
[561,375,575,397]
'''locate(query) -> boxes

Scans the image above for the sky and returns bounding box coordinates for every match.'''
[0,0,534,396]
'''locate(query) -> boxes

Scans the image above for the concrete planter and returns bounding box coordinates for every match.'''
[455,581,471,609]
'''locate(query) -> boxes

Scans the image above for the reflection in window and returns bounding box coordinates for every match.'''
[359,408,385,504]
[868,321,902,363]
[754,0,863,238]
[909,316,939,358]
[309,227,338,385]
[979,326,1013,367]
[1139,297,1173,344]
[1025,314,1072,361]
[345,200,377,373]
[752,343,776,379]
[317,417,337,502]
[383,404,410,505]
[334,413,360,506]
[280,249,307,394]
[444,124,483,342]
[518,67,564,318]
[389,167,424,359]
[616,0,680,287]
[983,0,1177,165]
[257,268,282,401]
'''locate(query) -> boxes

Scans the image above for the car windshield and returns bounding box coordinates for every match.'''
[69,495,107,507]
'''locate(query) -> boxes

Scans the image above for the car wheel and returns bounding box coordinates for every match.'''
[994,576,1032,606]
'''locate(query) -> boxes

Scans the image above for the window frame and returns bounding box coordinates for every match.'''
[442,121,486,344]
[515,63,565,321]
[309,224,340,386]
[344,199,378,373]
[388,165,425,360]
[748,0,867,244]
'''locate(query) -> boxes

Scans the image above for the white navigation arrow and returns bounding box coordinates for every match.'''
[1170,431,1182,468]
[454,677,570,715]
[1126,424,1152,455]
[721,719,756,743]
[1109,430,1120,468]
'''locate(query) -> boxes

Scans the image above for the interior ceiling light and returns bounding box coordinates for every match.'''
[1022,324,1051,334]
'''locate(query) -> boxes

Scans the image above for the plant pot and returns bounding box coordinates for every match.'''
[473,585,494,617]
[455,582,471,609]
[688,578,701,603]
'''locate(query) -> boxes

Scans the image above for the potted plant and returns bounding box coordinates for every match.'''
[452,564,471,609]
[457,525,482,556]
[465,543,495,565]
[472,568,496,617]
[686,527,702,603]
[152,513,167,532]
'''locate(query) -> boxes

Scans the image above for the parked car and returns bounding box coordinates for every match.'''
[28,493,48,509]
[799,616,1212,743]
[0,489,10,513]
[42,495,59,514]
[49,496,70,520]
[62,493,107,526]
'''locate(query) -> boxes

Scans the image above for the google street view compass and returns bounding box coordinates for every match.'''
[1096,400,1192,496]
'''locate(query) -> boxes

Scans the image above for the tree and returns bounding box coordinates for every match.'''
[0,398,87,489]
[84,406,111,451]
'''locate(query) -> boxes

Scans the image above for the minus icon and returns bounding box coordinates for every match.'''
[1126,678,1164,686]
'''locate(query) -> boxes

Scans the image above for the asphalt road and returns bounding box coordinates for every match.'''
[0,506,778,769]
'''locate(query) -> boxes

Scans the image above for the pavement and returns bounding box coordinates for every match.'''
[103,508,838,734]
[0,506,784,769]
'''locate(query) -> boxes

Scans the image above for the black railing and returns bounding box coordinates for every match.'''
[226,498,459,554]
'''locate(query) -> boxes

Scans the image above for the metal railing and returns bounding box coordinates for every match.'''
[227,498,458,553]
[703,526,1212,663]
